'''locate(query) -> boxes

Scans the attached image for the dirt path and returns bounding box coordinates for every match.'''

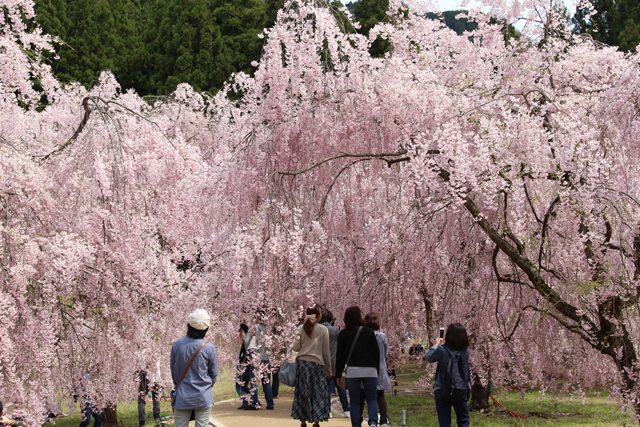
[208,392,353,427]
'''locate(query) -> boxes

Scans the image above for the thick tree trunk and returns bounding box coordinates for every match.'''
[470,374,491,411]
[102,406,118,427]
[421,287,433,341]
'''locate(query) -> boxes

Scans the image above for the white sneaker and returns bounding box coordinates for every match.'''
[344,411,350,418]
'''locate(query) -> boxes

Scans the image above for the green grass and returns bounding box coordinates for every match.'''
[47,401,174,427]
[385,389,633,427]
[44,363,634,427]
[382,358,633,426]
[47,369,241,427]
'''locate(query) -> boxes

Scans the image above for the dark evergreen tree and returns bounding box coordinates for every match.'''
[143,0,224,94]
[426,10,478,36]
[619,19,640,52]
[572,0,618,44]
[211,0,266,79]
[354,0,388,36]
[354,0,390,57]
[571,0,639,52]
[264,0,285,28]
[35,0,140,87]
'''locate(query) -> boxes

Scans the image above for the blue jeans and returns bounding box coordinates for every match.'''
[240,364,274,408]
[434,389,470,427]
[235,364,245,397]
[327,378,349,411]
[79,405,102,427]
[346,377,377,427]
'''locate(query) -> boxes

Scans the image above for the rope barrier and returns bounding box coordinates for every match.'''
[490,394,527,422]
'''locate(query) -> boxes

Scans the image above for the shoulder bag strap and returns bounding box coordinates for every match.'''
[345,326,363,368]
[175,342,206,392]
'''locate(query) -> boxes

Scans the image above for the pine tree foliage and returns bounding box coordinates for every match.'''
[33,0,267,94]
[572,0,640,52]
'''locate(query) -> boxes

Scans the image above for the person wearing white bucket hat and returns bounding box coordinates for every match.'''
[170,309,218,427]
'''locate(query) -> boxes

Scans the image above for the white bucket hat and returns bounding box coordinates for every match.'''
[188,309,211,330]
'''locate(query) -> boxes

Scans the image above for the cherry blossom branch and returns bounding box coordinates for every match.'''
[538,196,561,270]
[521,305,598,348]
[522,178,542,224]
[463,194,599,333]
[275,148,410,177]
[38,96,92,163]
[37,96,171,164]
[317,158,371,219]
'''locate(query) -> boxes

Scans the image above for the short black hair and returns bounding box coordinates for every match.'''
[321,309,334,324]
[343,306,365,329]
[187,323,208,339]
[0,399,4,416]
[445,323,469,352]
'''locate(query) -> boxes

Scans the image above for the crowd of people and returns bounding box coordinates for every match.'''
[226,305,470,427]
[0,308,469,427]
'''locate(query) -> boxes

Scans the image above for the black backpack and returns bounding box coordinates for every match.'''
[439,345,471,402]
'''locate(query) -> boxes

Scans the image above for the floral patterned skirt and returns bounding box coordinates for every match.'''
[291,359,330,422]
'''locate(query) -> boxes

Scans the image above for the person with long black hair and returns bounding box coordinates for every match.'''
[426,323,470,427]
[358,312,391,427]
[336,306,380,427]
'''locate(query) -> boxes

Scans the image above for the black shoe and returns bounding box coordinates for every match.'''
[266,406,274,410]
[153,417,160,423]
[237,405,249,410]
[140,422,145,427]
[243,405,259,410]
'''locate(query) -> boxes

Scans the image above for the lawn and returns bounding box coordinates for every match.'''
[385,389,633,426]
[46,369,241,427]
[44,361,633,427]
[381,356,633,426]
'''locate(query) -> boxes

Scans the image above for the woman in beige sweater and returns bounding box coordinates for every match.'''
[291,306,332,427]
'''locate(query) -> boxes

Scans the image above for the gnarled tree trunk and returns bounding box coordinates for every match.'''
[470,374,491,410]
[102,406,118,427]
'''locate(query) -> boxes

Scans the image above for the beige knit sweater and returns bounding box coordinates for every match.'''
[292,323,332,377]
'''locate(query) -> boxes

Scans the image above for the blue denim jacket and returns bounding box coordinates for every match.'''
[170,336,218,410]
[426,345,469,389]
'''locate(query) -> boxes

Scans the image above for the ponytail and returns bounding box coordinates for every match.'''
[303,306,322,337]
[303,318,314,337]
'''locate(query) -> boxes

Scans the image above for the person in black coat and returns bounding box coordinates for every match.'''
[335,306,380,427]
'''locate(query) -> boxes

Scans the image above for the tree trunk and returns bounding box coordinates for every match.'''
[420,287,433,342]
[102,405,118,427]
[470,374,491,411]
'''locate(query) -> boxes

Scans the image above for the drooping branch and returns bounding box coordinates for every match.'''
[538,196,561,270]
[37,96,167,164]
[522,178,542,224]
[462,194,600,336]
[38,96,92,163]
[521,305,598,348]
[275,149,409,177]
[317,158,371,219]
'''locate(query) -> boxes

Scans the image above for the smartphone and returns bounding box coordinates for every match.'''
[439,327,445,339]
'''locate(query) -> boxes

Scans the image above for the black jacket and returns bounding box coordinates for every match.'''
[335,326,380,378]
